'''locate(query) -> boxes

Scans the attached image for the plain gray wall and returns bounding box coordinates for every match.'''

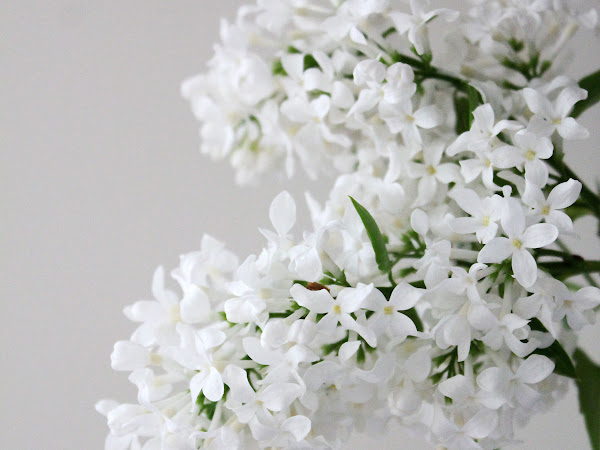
[2,1,599,448]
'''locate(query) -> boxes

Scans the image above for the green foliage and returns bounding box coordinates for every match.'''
[454,94,470,134]
[349,196,392,273]
[574,348,600,450]
[272,59,287,76]
[303,54,320,71]
[454,84,483,134]
[467,85,484,127]
[572,68,600,118]
[529,318,576,378]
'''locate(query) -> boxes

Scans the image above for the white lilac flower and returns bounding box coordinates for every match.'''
[554,286,600,330]
[363,282,422,339]
[290,283,377,346]
[476,354,555,409]
[389,0,459,55]
[102,2,600,448]
[492,130,554,183]
[522,178,582,233]
[523,86,589,140]
[449,188,505,244]
[478,200,558,287]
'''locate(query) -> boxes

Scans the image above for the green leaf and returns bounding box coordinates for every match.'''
[467,84,484,128]
[349,196,392,273]
[272,59,287,76]
[454,94,470,135]
[454,85,484,134]
[574,348,600,450]
[529,318,576,378]
[303,54,320,71]
[572,69,600,118]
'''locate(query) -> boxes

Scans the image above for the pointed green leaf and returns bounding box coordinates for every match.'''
[529,318,576,378]
[574,348,600,450]
[454,85,484,134]
[467,84,484,128]
[572,69,600,118]
[349,197,391,273]
[454,94,470,135]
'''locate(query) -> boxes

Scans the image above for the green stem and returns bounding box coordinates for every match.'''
[387,51,468,92]
[539,260,600,279]
[555,239,599,288]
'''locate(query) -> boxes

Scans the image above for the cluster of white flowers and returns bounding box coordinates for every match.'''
[99,1,600,449]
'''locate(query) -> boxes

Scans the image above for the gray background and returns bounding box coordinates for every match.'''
[2,1,599,448]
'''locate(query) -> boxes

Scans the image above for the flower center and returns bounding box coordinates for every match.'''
[427,165,436,175]
[541,205,551,215]
[333,304,342,314]
[512,239,523,249]
[481,216,490,226]
[167,304,181,324]
[525,150,536,161]
[384,306,394,315]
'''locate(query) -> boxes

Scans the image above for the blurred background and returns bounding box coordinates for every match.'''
[2,1,599,448]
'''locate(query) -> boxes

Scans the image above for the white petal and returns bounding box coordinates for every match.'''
[410,209,429,236]
[451,217,483,235]
[555,86,587,118]
[270,191,296,236]
[389,312,418,338]
[491,146,523,168]
[515,354,555,384]
[501,200,526,239]
[547,179,582,209]
[243,337,281,366]
[413,105,442,129]
[512,250,538,288]
[353,59,386,86]
[476,367,511,396]
[477,237,513,263]
[390,282,422,310]
[111,341,149,371]
[557,117,590,140]
[522,88,553,116]
[451,188,482,216]
[438,375,474,403]
[460,159,484,183]
[522,181,545,207]
[190,371,208,402]
[435,164,460,183]
[405,346,431,382]
[573,286,600,309]
[259,383,304,411]
[222,365,255,404]
[290,284,331,314]
[224,296,266,324]
[348,89,380,115]
[180,287,211,324]
[462,409,498,439]
[521,223,558,249]
[349,26,367,45]
[472,104,495,132]
[339,340,361,361]
[337,283,373,313]
[281,415,312,441]
[203,367,224,402]
[124,300,164,323]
